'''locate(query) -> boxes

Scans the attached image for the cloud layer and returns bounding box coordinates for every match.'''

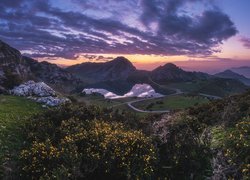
[0,0,237,60]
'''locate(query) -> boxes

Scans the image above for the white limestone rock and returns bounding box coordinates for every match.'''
[11,80,56,97]
[29,96,70,107]
[82,83,163,99]
[11,81,70,107]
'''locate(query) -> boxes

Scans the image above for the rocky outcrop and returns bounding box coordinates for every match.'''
[0,40,82,93]
[11,81,56,97]
[11,81,70,106]
[0,40,22,64]
[28,96,70,107]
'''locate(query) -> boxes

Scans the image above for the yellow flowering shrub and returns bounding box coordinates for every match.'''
[20,117,157,179]
[223,117,250,179]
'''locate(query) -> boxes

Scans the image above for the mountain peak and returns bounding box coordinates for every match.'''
[109,56,135,68]
[112,56,130,63]
[161,63,179,69]
[153,63,180,72]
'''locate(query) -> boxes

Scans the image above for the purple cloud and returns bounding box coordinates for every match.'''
[240,37,250,49]
[0,0,237,60]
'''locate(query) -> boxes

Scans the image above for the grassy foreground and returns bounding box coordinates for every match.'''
[0,95,42,176]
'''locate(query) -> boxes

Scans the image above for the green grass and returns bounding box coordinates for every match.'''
[133,95,209,111]
[210,126,234,149]
[74,94,148,117]
[0,95,42,176]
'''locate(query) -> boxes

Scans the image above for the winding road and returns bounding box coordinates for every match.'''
[110,77,222,113]
[126,88,183,113]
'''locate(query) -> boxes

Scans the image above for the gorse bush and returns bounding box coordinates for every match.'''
[153,113,212,179]
[223,117,250,178]
[19,105,157,179]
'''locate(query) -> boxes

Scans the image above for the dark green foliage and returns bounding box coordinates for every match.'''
[19,105,157,179]
[188,91,250,126]
[156,114,212,179]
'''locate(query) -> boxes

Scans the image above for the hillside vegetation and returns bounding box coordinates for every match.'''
[0,95,42,176]
[0,90,249,179]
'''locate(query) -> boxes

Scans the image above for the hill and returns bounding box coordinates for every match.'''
[151,63,209,83]
[215,69,250,86]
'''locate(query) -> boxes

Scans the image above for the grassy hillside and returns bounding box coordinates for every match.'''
[133,95,209,111]
[169,78,248,97]
[0,95,42,176]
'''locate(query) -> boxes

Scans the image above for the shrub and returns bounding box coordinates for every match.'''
[153,113,212,179]
[19,106,157,179]
[223,117,250,179]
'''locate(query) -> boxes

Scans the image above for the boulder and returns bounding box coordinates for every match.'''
[11,80,56,97]
[11,81,70,107]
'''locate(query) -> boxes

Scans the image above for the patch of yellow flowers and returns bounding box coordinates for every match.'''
[224,117,250,178]
[20,118,157,179]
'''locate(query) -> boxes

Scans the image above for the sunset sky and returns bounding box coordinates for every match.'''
[0,0,250,73]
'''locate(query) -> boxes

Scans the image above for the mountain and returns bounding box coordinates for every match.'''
[66,57,136,83]
[0,39,248,96]
[215,70,250,86]
[231,66,250,78]
[150,63,209,83]
[195,78,248,97]
[0,40,81,93]
[0,40,23,64]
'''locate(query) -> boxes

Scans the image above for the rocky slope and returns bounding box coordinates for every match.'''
[0,40,81,93]
[67,56,137,83]
[11,81,70,106]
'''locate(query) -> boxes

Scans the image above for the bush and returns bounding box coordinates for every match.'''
[153,113,212,179]
[223,117,250,179]
[19,105,157,179]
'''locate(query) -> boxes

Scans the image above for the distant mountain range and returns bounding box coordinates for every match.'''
[215,70,250,86]
[230,66,250,78]
[0,39,248,96]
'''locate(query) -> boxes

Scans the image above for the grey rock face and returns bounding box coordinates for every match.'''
[11,81,56,97]
[0,40,22,64]
[11,81,70,106]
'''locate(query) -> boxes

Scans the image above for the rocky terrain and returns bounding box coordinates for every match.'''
[0,40,81,93]
[11,81,70,106]
[67,56,137,83]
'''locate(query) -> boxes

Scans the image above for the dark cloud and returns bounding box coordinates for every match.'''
[0,0,237,60]
[239,37,250,49]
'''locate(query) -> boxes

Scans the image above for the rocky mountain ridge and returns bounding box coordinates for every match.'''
[66,56,136,83]
[0,40,81,93]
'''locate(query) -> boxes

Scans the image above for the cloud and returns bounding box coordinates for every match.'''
[0,0,237,60]
[239,37,250,49]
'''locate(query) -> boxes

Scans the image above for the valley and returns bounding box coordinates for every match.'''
[0,40,249,179]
